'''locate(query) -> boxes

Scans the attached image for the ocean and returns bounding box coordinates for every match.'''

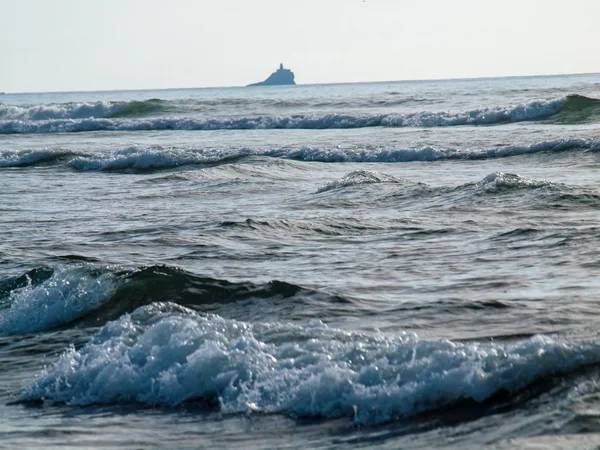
[1,73,600,449]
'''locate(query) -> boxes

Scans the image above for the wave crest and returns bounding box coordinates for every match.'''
[478,172,552,191]
[551,94,600,124]
[317,170,413,193]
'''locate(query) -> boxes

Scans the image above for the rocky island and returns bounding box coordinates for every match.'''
[247,64,296,87]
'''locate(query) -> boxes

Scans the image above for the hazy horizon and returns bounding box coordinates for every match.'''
[2,0,599,93]
[2,70,600,95]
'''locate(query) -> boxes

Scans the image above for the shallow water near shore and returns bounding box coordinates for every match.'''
[1,74,600,448]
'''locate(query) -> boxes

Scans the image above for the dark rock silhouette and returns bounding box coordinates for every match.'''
[247,64,296,87]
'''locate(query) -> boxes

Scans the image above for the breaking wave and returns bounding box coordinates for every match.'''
[2,95,599,134]
[19,302,600,425]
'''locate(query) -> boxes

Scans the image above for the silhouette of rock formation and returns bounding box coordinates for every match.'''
[247,63,296,86]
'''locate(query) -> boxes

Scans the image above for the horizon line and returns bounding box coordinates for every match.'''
[3,71,599,96]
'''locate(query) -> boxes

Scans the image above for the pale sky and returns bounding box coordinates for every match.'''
[1,0,599,93]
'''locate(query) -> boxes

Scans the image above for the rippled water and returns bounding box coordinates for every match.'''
[1,74,600,449]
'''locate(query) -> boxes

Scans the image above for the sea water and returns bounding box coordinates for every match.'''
[1,74,600,449]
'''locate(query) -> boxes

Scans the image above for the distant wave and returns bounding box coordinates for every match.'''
[1,139,597,171]
[0,99,164,121]
[2,95,599,134]
[19,301,600,425]
[0,96,438,122]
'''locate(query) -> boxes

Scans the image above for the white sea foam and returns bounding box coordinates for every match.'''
[0,266,118,335]
[21,303,600,424]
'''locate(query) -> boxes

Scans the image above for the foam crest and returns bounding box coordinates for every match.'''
[0,266,119,335]
[21,304,600,424]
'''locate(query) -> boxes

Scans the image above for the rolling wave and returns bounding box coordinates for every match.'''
[550,94,600,124]
[1,138,596,171]
[2,95,599,134]
[19,301,600,425]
